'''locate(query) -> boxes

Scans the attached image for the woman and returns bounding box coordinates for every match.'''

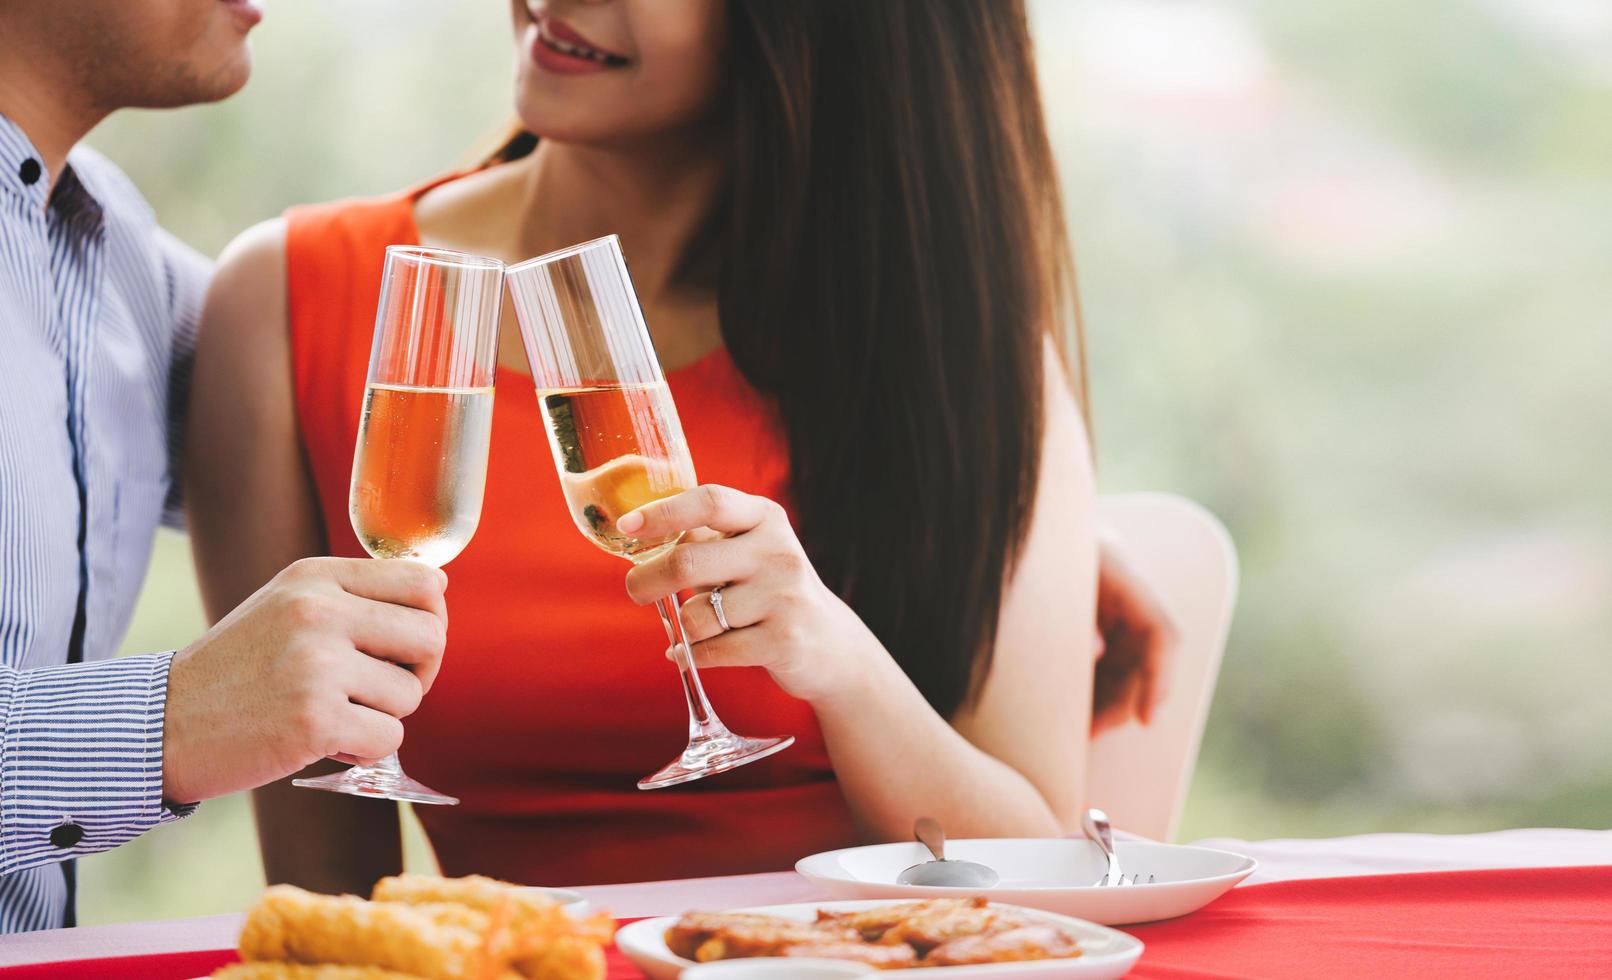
[187,0,1171,892]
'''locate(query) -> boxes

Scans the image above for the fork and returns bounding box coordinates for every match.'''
[1081,808,1125,887]
[1081,808,1158,887]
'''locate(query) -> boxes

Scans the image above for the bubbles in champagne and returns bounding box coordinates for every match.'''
[350,383,494,567]
[537,383,695,560]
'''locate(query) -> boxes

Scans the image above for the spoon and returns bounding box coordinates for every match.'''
[1081,807,1124,886]
[895,816,1000,888]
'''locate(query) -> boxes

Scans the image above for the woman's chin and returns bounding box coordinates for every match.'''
[514,85,605,140]
[513,116,606,149]
[513,93,643,148]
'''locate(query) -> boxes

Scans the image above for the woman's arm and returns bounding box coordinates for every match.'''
[942,336,1094,832]
[622,336,1094,840]
[185,220,403,893]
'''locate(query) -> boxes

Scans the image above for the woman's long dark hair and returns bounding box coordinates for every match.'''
[492,0,1082,719]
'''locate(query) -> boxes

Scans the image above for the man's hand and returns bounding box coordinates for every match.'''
[161,557,448,804]
[1091,533,1178,735]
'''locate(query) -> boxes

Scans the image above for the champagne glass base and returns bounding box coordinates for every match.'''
[638,733,795,790]
[294,767,459,806]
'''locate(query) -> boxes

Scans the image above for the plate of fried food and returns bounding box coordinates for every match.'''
[208,873,613,979]
[614,897,1144,979]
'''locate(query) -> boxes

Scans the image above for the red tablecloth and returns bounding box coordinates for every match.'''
[4,866,1609,979]
[1124,865,1612,978]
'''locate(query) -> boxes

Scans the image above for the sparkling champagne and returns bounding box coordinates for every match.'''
[537,382,696,560]
[350,383,494,567]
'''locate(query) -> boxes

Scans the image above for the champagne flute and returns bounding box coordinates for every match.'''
[294,245,504,805]
[506,235,794,789]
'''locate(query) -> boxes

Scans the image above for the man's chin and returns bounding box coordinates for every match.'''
[206,48,254,102]
[191,45,254,104]
[137,48,253,109]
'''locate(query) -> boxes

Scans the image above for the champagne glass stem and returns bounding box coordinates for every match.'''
[345,752,404,783]
[653,594,727,742]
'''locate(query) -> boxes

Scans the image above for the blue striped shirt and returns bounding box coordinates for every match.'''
[0,113,204,932]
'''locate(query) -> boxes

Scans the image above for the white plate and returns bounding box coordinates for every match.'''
[796,839,1254,926]
[614,899,1143,980]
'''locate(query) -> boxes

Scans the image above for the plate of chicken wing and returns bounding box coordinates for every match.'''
[614,897,1144,978]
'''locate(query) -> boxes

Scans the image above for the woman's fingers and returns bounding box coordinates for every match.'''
[679,585,766,644]
[624,535,758,605]
[618,484,778,540]
[670,628,770,672]
[618,485,838,698]
[1139,618,1179,723]
[1094,533,1178,728]
[1091,670,1142,735]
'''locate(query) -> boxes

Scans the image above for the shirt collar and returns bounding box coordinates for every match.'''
[0,111,104,222]
[54,154,105,224]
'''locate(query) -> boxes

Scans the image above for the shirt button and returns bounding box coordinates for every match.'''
[18,158,41,186]
[50,820,84,849]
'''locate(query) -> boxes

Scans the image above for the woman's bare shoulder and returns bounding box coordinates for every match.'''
[216,217,286,269]
[204,219,289,338]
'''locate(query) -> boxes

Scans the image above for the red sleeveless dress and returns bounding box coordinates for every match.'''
[283,181,858,886]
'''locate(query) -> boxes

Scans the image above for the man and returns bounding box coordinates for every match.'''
[0,0,448,930]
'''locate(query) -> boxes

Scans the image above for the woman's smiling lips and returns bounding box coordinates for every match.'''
[530,10,631,75]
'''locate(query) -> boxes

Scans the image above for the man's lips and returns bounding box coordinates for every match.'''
[220,0,263,30]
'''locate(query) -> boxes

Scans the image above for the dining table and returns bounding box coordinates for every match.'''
[0,827,1608,978]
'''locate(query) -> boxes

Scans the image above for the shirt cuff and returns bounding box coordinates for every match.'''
[0,652,197,876]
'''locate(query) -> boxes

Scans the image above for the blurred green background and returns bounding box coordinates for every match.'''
[79,0,1612,924]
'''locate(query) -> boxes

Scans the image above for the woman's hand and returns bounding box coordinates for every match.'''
[1090,531,1179,734]
[619,484,882,705]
